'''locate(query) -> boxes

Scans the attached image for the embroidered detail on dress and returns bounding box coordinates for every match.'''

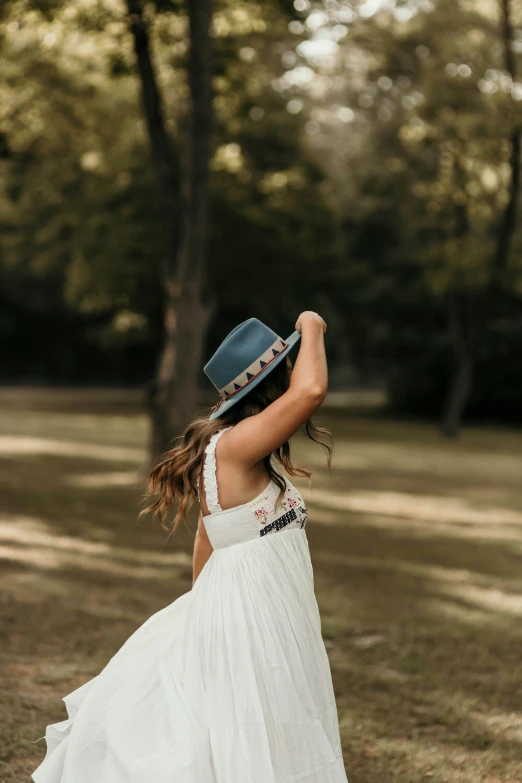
[260,508,298,537]
[255,483,308,537]
[254,507,269,525]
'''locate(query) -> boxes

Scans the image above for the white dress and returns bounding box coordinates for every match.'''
[32,427,349,783]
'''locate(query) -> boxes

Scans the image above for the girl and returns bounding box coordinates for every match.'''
[33,311,349,783]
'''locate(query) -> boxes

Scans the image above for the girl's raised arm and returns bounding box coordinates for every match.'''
[220,311,327,466]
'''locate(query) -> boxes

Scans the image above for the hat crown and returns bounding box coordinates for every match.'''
[204,318,285,394]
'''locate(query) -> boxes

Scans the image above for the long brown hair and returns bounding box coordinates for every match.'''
[142,358,333,535]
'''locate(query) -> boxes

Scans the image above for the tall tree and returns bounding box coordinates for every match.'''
[442,0,522,435]
[492,0,521,285]
[125,0,214,460]
[440,149,474,437]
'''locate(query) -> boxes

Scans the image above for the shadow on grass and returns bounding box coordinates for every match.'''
[0,452,199,553]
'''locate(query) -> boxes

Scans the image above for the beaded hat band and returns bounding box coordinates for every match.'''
[219,337,288,396]
[211,340,289,414]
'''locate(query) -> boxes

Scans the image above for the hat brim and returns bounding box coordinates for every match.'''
[208,330,301,421]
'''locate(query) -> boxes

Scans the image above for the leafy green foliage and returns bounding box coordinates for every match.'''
[1,0,522,420]
[288,0,522,419]
[0,0,335,383]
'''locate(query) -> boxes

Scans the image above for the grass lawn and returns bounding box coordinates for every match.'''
[1,389,522,783]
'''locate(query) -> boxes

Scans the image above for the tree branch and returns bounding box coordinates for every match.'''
[124,0,179,285]
[177,0,214,288]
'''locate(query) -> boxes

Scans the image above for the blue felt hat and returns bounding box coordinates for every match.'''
[205,318,301,420]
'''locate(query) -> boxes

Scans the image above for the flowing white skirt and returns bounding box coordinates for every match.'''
[32,528,348,782]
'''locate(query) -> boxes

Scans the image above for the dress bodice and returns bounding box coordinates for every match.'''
[200,428,307,550]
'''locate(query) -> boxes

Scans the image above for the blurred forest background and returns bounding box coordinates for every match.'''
[2,0,522,448]
[2,2,522,782]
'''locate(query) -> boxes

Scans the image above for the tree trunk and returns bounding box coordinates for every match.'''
[125,0,179,281]
[440,288,473,437]
[150,0,215,453]
[492,0,521,285]
[442,0,521,436]
[126,0,214,461]
[440,150,473,437]
[148,284,211,458]
[441,356,473,438]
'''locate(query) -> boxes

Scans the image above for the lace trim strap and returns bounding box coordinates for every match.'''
[202,427,232,514]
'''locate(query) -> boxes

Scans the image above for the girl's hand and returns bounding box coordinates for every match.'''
[295,311,327,334]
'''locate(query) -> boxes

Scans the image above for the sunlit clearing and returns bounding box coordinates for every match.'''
[299,436,522,483]
[442,582,522,617]
[0,436,144,463]
[314,550,522,620]
[0,516,191,579]
[67,471,141,488]
[304,487,522,530]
